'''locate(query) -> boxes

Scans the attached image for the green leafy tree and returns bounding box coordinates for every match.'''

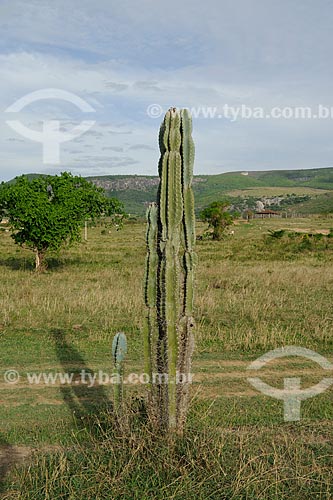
[0,172,124,271]
[200,201,234,240]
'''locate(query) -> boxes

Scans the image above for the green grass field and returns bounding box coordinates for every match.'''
[1,217,333,499]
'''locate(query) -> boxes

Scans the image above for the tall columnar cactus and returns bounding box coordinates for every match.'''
[112,332,127,412]
[144,107,196,433]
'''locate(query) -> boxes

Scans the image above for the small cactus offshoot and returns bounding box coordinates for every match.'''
[112,331,127,411]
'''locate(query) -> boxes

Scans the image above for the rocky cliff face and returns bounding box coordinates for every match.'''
[90,176,206,192]
[90,177,160,191]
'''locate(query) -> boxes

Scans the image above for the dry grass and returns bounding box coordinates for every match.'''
[1,217,333,498]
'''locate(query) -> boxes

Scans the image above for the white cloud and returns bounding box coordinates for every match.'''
[0,0,333,180]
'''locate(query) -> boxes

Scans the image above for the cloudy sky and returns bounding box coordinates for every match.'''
[0,0,332,181]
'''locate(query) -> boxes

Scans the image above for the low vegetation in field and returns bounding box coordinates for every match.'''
[1,217,333,499]
[5,414,333,500]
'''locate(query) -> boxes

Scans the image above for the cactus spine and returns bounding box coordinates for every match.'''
[112,332,127,411]
[144,107,196,433]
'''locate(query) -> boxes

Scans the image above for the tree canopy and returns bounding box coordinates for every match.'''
[0,172,124,270]
[200,201,234,240]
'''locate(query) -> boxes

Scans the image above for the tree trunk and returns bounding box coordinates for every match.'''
[213,225,223,240]
[35,249,47,272]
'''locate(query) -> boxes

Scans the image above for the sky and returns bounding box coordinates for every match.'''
[0,0,333,181]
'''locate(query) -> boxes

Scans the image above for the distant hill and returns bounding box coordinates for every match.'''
[5,167,333,215]
[287,191,333,215]
[86,167,333,215]
[248,167,333,190]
